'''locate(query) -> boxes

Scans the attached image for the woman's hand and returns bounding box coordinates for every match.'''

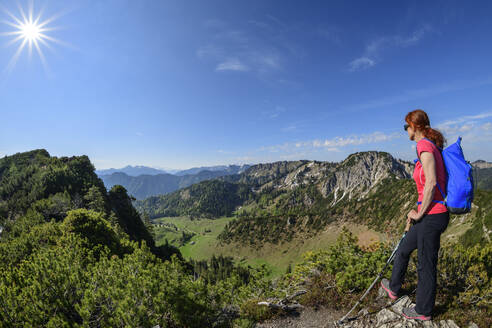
[407,209,423,222]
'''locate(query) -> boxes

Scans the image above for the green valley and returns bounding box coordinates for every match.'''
[153,216,386,277]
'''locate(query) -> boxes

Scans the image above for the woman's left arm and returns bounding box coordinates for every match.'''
[411,151,437,220]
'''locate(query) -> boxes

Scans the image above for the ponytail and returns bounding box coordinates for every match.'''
[423,126,446,149]
[405,109,446,148]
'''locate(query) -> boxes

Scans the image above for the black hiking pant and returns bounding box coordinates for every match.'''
[389,211,449,316]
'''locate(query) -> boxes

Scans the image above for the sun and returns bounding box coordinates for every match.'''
[20,22,41,41]
[1,1,64,72]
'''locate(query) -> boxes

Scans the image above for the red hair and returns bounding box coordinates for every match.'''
[405,109,446,148]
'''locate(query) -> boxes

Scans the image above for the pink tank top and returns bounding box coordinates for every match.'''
[413,138,448,214]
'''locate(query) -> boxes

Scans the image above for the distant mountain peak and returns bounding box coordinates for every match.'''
[96,165,168,177]
[174,164,252,176]
[472,160,492,169]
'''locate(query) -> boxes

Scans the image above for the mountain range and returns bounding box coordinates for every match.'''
[99,164,251,200]
[135,151,492,247]
[95,165,170,176]
[96,164,251,177]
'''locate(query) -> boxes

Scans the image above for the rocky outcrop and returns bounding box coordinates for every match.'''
[254,294,478,328]
[320,152,412,202]
[338,289,477,328]
[243,151,413,205]
[239,160,310,187]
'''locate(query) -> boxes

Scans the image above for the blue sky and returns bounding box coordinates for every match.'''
[1,0,492,170]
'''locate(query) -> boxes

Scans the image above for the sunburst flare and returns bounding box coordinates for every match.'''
[1,1,63,73]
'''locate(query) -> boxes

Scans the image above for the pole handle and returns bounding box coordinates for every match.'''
[404,218,413,232]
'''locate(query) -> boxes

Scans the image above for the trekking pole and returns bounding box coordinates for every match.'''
[337,220,411,325]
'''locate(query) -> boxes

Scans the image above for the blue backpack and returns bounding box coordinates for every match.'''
[416,136,474,214]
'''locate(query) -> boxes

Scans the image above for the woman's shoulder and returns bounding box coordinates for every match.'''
[417,138,436,153]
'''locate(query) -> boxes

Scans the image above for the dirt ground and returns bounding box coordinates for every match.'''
[255,306,347,328]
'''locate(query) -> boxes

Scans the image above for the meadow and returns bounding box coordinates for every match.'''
[153,216,386,277]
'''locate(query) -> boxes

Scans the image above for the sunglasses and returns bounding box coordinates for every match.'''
[404,124,410,131]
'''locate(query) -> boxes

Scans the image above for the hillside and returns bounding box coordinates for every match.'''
[135,179,253,219]
[474,167,492,191]
[0,149,177,258]
[0,149,274,327]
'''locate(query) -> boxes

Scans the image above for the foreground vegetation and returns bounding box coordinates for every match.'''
[0,150,276,327]
[0,150,490,327]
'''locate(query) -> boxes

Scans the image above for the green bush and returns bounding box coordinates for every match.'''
[438,242,492,310]
[286,227,392,293]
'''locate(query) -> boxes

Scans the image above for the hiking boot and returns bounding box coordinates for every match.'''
[402,306,431,321]
[380,278,397,300]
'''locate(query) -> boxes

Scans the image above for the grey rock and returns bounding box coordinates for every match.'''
[391,295,414,314]
[318,152,412,202]
[446,320,460,328]
[439,320,451,328]
[376,308,400,325]
[337,300,464,328]
[422,321,439,328]
[378,286,387,298]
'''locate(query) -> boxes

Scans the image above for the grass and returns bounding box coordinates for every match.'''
[153,216,235,258]
[153,216,386,278]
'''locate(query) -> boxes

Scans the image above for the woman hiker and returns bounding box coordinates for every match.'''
[380,109,449,321]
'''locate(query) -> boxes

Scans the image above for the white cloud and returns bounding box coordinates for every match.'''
[257,131,400,154]
[482,122,492,131]
[435,112,492,150]
[349,57,375,71]
[216,58,249,72]
[438,112,492,127]
[395,26,431,47]
[459,124,473,132]
[349,25,432,72]
[311,131,400,148]
[217,149,234,154]
[197,15,303,78]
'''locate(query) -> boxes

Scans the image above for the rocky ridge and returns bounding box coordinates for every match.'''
[245,151,413,205]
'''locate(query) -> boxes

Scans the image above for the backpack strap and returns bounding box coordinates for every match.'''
[417,184,446,205]
[415,138,447,206]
